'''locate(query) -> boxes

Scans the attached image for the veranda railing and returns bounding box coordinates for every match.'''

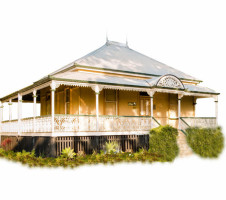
[180,117,217,135]
[0,115,161,133]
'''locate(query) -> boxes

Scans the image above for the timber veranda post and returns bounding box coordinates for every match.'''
[147,90,155,129]
[214,95,218,125]
[33,89,37,133]
[18,93,23,135]
[50,81,57,134]
[8,99,12,121]
[178,94,184,130]
[92,85,103,132]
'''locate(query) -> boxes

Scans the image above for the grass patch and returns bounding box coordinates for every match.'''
[186,126,224,158]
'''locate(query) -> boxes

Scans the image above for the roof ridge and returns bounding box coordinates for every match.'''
[106,40,128,47]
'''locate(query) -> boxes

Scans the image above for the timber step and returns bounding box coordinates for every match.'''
[177,130,193,157]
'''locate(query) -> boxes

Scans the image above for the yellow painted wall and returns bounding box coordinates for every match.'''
[39,86,195,126]
[152,93,194,126]
[79,87,102,115]
[118,91,140,116]
[181,96,195,117]
[40,86,50,116]
[71,87,79,115]
[153,92,169,125]
[168,94,178,127]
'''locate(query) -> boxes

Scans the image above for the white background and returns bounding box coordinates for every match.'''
[0,0,225,199]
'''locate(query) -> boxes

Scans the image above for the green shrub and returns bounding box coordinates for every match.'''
[60,147,76,159]
[16,149,36,160]
[186,127,224,158]
[104,141,120,154]
[0,147,164,168]
[149,125,179,161]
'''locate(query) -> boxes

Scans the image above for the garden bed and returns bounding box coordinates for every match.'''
[0,125,182,167]
[0,148,166,168]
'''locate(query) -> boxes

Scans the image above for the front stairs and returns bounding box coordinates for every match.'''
[177,130,193,157]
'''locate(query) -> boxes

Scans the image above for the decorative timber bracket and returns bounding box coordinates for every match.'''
[91,85,104,94]
[50,80,60,91]
[147,90,156,97]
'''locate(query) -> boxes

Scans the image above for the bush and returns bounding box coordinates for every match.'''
[60,147,76,159]
[149,125,179,161]
[0,147,164,168]
[186,127,224,158]
[104,141,120,154]
[16,149,36,160]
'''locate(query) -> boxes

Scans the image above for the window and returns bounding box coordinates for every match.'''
[65,88,70,114]
[105,90,117,115]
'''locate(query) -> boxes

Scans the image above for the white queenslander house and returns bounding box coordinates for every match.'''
[0,40,219,156]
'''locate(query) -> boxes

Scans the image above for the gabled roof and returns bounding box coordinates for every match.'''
[51,41,200,82]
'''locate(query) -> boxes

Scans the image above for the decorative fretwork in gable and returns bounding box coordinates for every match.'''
[156,75,184,89]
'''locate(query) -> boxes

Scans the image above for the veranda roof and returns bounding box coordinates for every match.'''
[52,71,218,94]
[183,84,217,94]
[51,41,200,82]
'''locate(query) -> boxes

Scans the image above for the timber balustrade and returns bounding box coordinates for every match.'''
[181,117,217,128]
[0,115,160,133]
[180,117,217,135]
[1,115,217,134]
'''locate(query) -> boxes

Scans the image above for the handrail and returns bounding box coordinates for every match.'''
[181,117,216,119]
[55,114,152,118]
[180,129,187,136]
[180,117,190,128]
[152,117,161,126]
[179,117,190,136]
[2,114,153,123]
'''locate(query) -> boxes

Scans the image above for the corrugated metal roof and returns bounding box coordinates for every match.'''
[184,84,217,93]
[1,41,219,101]
[54,71,149,87]
[53,71,217,94]
[51,41,199,81]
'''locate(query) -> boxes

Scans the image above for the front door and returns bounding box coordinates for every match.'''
[140,97,150,116]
